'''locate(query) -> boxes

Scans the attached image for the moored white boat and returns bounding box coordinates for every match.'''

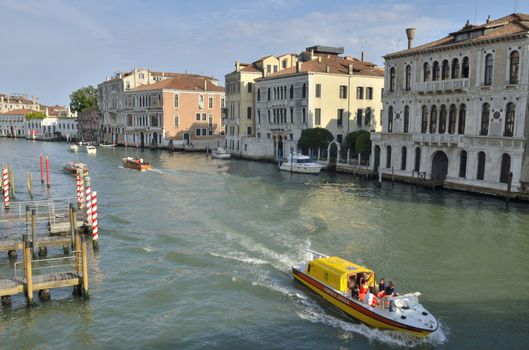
[279,153,323,174]
[292,250,438,336]
[68,144,79,152]
[212,147,230,159]
[86,145,97,154]
[99,143,116,148]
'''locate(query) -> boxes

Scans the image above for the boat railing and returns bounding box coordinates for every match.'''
[307,249,328,261]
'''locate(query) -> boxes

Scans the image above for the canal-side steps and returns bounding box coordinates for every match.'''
[0,232,89,306]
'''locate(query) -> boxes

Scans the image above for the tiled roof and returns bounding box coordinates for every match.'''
[0,108,34,115]
[240,63,262,73]
[260,55,383,79]
[131,76,225,92]
[0,94,35,105]
[387,13,529,57]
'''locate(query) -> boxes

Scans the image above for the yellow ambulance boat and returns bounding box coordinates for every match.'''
[292,250,438,336]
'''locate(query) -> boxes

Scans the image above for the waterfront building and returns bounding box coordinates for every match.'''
[77,109,101,142]
[371,13,529,195]
[0,108,77,140]
[122,75,225,147]
[0,93,41,113]
[98,68,221,145]
[249,46,383,159]
[225,53,298,156]
[0,109,30,137]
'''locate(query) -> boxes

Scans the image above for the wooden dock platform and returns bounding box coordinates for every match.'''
[0,235,72,252]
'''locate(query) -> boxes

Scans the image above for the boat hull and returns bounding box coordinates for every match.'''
[292,267,433,336]
[122,160,151,172]
[212,153,230,159]
[279,164,322,174]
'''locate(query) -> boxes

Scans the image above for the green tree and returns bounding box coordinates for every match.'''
[25,111,46,119]
[70,86,98,113]
[345,130,370,155]
[355,131,372,160]
[297,127,334,153]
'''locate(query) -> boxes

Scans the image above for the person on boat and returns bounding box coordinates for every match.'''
[358,279,369,302]
[364,287,379,307]
[384,281,399,296]
[351,284,360,300]
[377,278,386,297]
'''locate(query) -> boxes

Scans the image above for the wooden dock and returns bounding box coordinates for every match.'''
[0,235,72,252]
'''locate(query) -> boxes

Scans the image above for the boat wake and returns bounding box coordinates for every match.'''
[208,251,269,266]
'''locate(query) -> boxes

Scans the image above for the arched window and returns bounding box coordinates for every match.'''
[477,151,486,180]
[267,88,271,101]
[401,146,407,170]
[432,61,440,81]
[451,58,459,79]
[365,108,371,127]
[441,60,449,80]
[509,51,520,84]
[389,67,396,92]
[480,103,490,136]
[429,105,437,133]
[458,104,466,134]
[267,110,271,123]
[448,104,457,134]
[421,106,428,133]
[505,102,515,137]
[423,62,430,82]
[403,106,409,133]
[414,147,421,172]
[302,83,307,98]
[462,57,469,78]
[500,153,511,184]
[405,65,411,91]
[387,106,393,132]
[386,145,392,168]
[439,105,447,134]
[459,150,467,178]
[484,54,493,86]
[290,85,294,99]
[257,88,261,101]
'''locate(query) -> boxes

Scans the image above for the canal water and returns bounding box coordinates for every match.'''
[0,138,528,349]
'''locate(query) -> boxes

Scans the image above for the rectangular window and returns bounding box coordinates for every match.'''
[247,107,252,119]
[336,134,343,143]
[267,65,271,73]
[247,126,252,135]
[209,130,213,136]
[315,108,321,126]
[366,87,373,100]
[290,108,293,123]
[196,113,201,121]
[267,133,271,139]
[257,132,261,138]
[273,65,278,72]
[196,128,201,136]
[221,98,225,108]
[202,113,207,121]
[202,128,207,135]
[315,84,321,98]
[208,115,213,127]
[356,87,364,99]
[282,60,287,69]
[337,109,343,127]
[339,85,347,99]
[208,97,213,109]
[174,114,179,127]
[248,82,253,93]
[173,94,179,108]
[357,109,363,127]
[290,133,293,141]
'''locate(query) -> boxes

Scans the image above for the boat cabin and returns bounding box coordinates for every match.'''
[307,256,375,293]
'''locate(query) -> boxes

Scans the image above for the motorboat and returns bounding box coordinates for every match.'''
[279,153,323,174]
[211,147,230,159]
[292,250,438,336]
[100,143,116,148]
[86,145,97,154]
[63,161,88,176]
[122,157,152,171]
[68,144,79,152]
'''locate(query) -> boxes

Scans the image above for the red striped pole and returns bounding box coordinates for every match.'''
[2,167,9,208]
[40,155,44,184]
[91,191,98,250]
[45,157,50,188]
[76,171,84,209]
[84,176,92,225]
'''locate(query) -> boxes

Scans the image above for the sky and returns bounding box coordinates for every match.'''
[1,0,528,106]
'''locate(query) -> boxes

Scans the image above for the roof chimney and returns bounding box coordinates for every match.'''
[486,15,491,23]
[310,48,315,59]
[405,28,416,49]
[235,60,240,72]
[348,64,353,75]
[361,51,365,62]
[204,80,207,90]
[296,61,302,73]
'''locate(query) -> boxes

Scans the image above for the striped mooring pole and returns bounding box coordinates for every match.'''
[84,176,92,226]
[91,191,98,250]
[2,167,9,208]
[76,171,85,209]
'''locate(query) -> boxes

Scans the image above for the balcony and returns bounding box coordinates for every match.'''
[413,133,463,146]
[416,78,469,94]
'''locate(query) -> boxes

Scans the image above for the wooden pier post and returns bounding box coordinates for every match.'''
[27,172,33,199]
[24,235,35,306]
[8,164,15,198]
[378,168,382,188]
[81,236,89,298]
[40,155,44,184]
[31,209,37,258]
[45,157,50,188]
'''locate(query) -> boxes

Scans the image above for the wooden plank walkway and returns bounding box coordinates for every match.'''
[0,272,83,297]
[0,235,72,252]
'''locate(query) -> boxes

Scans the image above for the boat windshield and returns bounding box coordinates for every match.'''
[295,158,312,164]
